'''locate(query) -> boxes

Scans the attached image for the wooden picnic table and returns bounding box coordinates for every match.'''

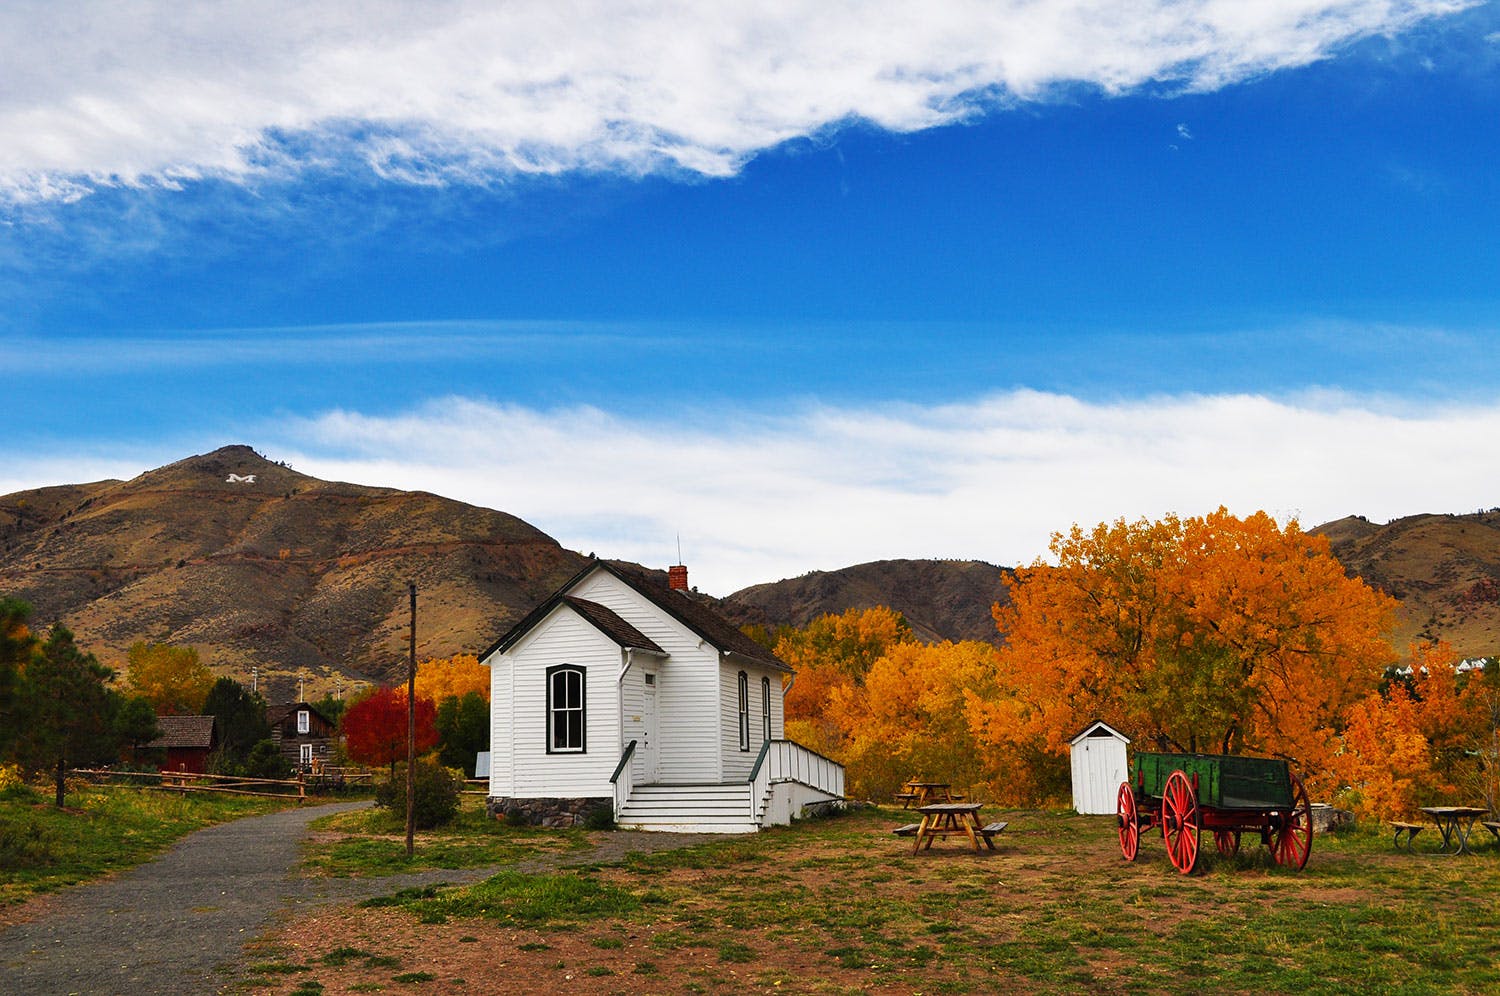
[912,802,984,853]
[1420,806,1490,855]
[895,781,963,808]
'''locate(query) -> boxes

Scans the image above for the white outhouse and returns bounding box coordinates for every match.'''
[1068,720,1130,815]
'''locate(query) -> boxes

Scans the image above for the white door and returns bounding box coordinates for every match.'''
[641,671,660,783]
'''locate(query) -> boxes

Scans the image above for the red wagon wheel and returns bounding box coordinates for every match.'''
[1160,770,1201,874]
[1214,829,1242,857]
[1270,773,1313,870]
[1117,781,1140,861]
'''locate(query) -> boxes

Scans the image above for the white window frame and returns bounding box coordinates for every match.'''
[297,709,310,734]
[762,676,772,742]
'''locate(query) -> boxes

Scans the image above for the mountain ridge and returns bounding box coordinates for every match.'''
[3,446,1495,702]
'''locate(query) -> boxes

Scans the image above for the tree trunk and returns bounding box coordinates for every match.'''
[54,755,66,808]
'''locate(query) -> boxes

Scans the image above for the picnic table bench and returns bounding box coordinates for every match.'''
[1391,821,1423,850]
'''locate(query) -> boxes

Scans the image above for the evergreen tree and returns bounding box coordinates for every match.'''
[435,691,489,777]
[201,676,271,765]
[19,625,115,807]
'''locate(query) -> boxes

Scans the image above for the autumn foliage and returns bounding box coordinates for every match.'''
[342,686,439,774]
[1334,642,1500,818]
[414,653,489,704]
[774,508,1499,818]
[992,508,1399,799]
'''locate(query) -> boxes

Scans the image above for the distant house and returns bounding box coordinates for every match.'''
[150,715,218,773]
[481,561,845,832]
[267,701,336,771]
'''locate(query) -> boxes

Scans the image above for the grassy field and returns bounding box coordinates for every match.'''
[239,802,1500,995]
[0,780,299,908]
[301,800,592,877]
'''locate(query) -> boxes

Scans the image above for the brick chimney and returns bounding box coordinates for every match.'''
[668,564,688,591]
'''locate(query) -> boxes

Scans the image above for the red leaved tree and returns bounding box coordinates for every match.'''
[343,686,438,776]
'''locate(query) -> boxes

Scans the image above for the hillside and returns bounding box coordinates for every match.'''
[721,559,1009,645]
[1313,510,1500,659]
[5,445,1496,701]
[0,445,589,700]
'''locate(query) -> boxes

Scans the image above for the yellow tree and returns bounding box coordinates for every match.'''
[1406,643,1500,810]
[991,508,1398,796]
[1333,685,1432,820]
[776,607,915,761]
[415,653,489,704]
[836,640,1000,800]
[124,642,214,715]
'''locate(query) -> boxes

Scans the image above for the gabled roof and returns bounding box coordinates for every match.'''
[561,596,666,654]
[150,715,216,750]
[481,560,791,672]
[267,701,334,728]
[1068,719,1131,745]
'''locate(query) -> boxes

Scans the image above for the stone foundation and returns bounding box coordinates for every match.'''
[487,795,612,828]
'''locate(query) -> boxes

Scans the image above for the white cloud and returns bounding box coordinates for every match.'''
[253,390,1500,594]
[0,1,1475,203]
[6,388,1497,594]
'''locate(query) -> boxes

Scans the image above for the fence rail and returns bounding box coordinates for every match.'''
[71,767,372,802]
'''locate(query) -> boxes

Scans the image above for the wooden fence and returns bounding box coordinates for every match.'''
[72,767,373,802]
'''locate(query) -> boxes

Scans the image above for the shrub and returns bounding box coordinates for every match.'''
[375,760,461,829]
[583,804,616,831]
[244,740,291,780]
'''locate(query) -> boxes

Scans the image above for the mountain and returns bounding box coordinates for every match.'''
[0,445,589,701]
[720,559,1009,645]
[5,445,1496,702]
[1312,510,1500,660]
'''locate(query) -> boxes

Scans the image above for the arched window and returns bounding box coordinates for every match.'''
[761,677,772,742]
[737,671,750,752]
[547,664,586,753]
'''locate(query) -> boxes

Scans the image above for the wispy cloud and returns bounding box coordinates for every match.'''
[0,1,1476,205]
[251,390,1500,593]
[7,388,1496,594]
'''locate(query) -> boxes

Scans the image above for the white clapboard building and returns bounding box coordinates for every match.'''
[481,560,844,832]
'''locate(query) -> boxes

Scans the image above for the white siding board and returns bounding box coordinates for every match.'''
[570,572,723,782]
[719,661,782,780]
[485,651,515,797]
[499,608,622,799]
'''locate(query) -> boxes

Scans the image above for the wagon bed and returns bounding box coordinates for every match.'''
[1117,751,1313,874]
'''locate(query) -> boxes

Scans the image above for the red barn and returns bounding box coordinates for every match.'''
[150,715,218,773]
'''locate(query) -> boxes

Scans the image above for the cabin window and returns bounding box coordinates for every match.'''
[547,665,586,753]
[762,677,772,742]
[738,671,750,752]
[297,710,310,734]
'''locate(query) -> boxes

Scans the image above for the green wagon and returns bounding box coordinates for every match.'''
[1117,751,1313,874]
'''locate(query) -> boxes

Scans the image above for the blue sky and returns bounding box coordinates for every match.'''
[3,2,1499,594]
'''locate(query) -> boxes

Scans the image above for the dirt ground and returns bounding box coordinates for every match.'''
[241,808,1426,996]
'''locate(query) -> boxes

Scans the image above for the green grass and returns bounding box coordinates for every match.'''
[302,797,589,877]
[0,781,296,904]
[340,805,1500,994]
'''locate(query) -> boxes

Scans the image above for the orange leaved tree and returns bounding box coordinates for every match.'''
[990,508,1399,796]
[776,606,915,762]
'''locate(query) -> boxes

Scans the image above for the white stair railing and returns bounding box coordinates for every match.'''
[748,739,845,823]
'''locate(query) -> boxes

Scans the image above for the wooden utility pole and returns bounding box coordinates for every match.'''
[406,581,417,857]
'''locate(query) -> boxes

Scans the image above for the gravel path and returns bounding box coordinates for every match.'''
[0,801,718,995]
